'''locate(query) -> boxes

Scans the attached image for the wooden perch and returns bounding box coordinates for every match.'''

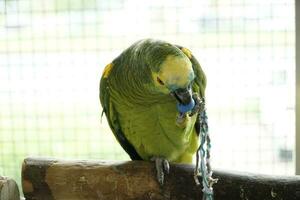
[22,157,300,200]
[0,176,20,200]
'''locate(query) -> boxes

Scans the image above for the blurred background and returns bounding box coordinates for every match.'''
[0,0,295,190]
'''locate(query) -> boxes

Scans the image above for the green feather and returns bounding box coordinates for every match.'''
[99,39,206,163]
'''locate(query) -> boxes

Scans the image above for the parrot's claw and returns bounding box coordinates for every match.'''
[162,159,170,174]
[189,93,204,117]
[194,171,201,185]
[176,112,187,124]
[151,157,169,186]
[208,177,219,188]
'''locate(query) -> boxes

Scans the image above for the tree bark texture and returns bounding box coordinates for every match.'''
[22,157,300,200]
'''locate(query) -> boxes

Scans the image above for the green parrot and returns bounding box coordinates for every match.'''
[99,39,207,185]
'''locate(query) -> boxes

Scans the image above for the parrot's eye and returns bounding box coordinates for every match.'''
[157,77,165,85]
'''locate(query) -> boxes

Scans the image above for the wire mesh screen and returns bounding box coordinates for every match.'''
[0,0,295,189]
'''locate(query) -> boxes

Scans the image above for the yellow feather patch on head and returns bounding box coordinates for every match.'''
[103,63,113,78]
[181,47,192,59]
[159,55,193,89]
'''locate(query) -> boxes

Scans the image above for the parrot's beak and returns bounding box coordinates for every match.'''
[172,87,193,105]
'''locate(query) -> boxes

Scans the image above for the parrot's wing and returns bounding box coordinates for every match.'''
[99,65,142,160]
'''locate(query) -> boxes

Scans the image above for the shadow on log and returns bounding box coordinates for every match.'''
[0,176,20,200]
[22,157,300,200]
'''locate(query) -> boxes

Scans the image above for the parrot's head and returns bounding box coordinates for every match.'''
[149,44,195,107]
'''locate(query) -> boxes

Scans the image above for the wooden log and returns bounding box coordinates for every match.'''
[0,176,20,200]
[22,157,300,200]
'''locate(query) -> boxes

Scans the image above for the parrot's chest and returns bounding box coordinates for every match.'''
[117,101,197,161]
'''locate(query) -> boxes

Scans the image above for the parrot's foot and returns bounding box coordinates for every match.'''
[194,170,201,185]
[189,93,204,117]
[151,157,170,186]
[176,112,187,125]
[194,171,219,189]
[208,177,219,188]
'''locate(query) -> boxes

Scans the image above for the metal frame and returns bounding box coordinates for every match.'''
[296,0,300,175]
